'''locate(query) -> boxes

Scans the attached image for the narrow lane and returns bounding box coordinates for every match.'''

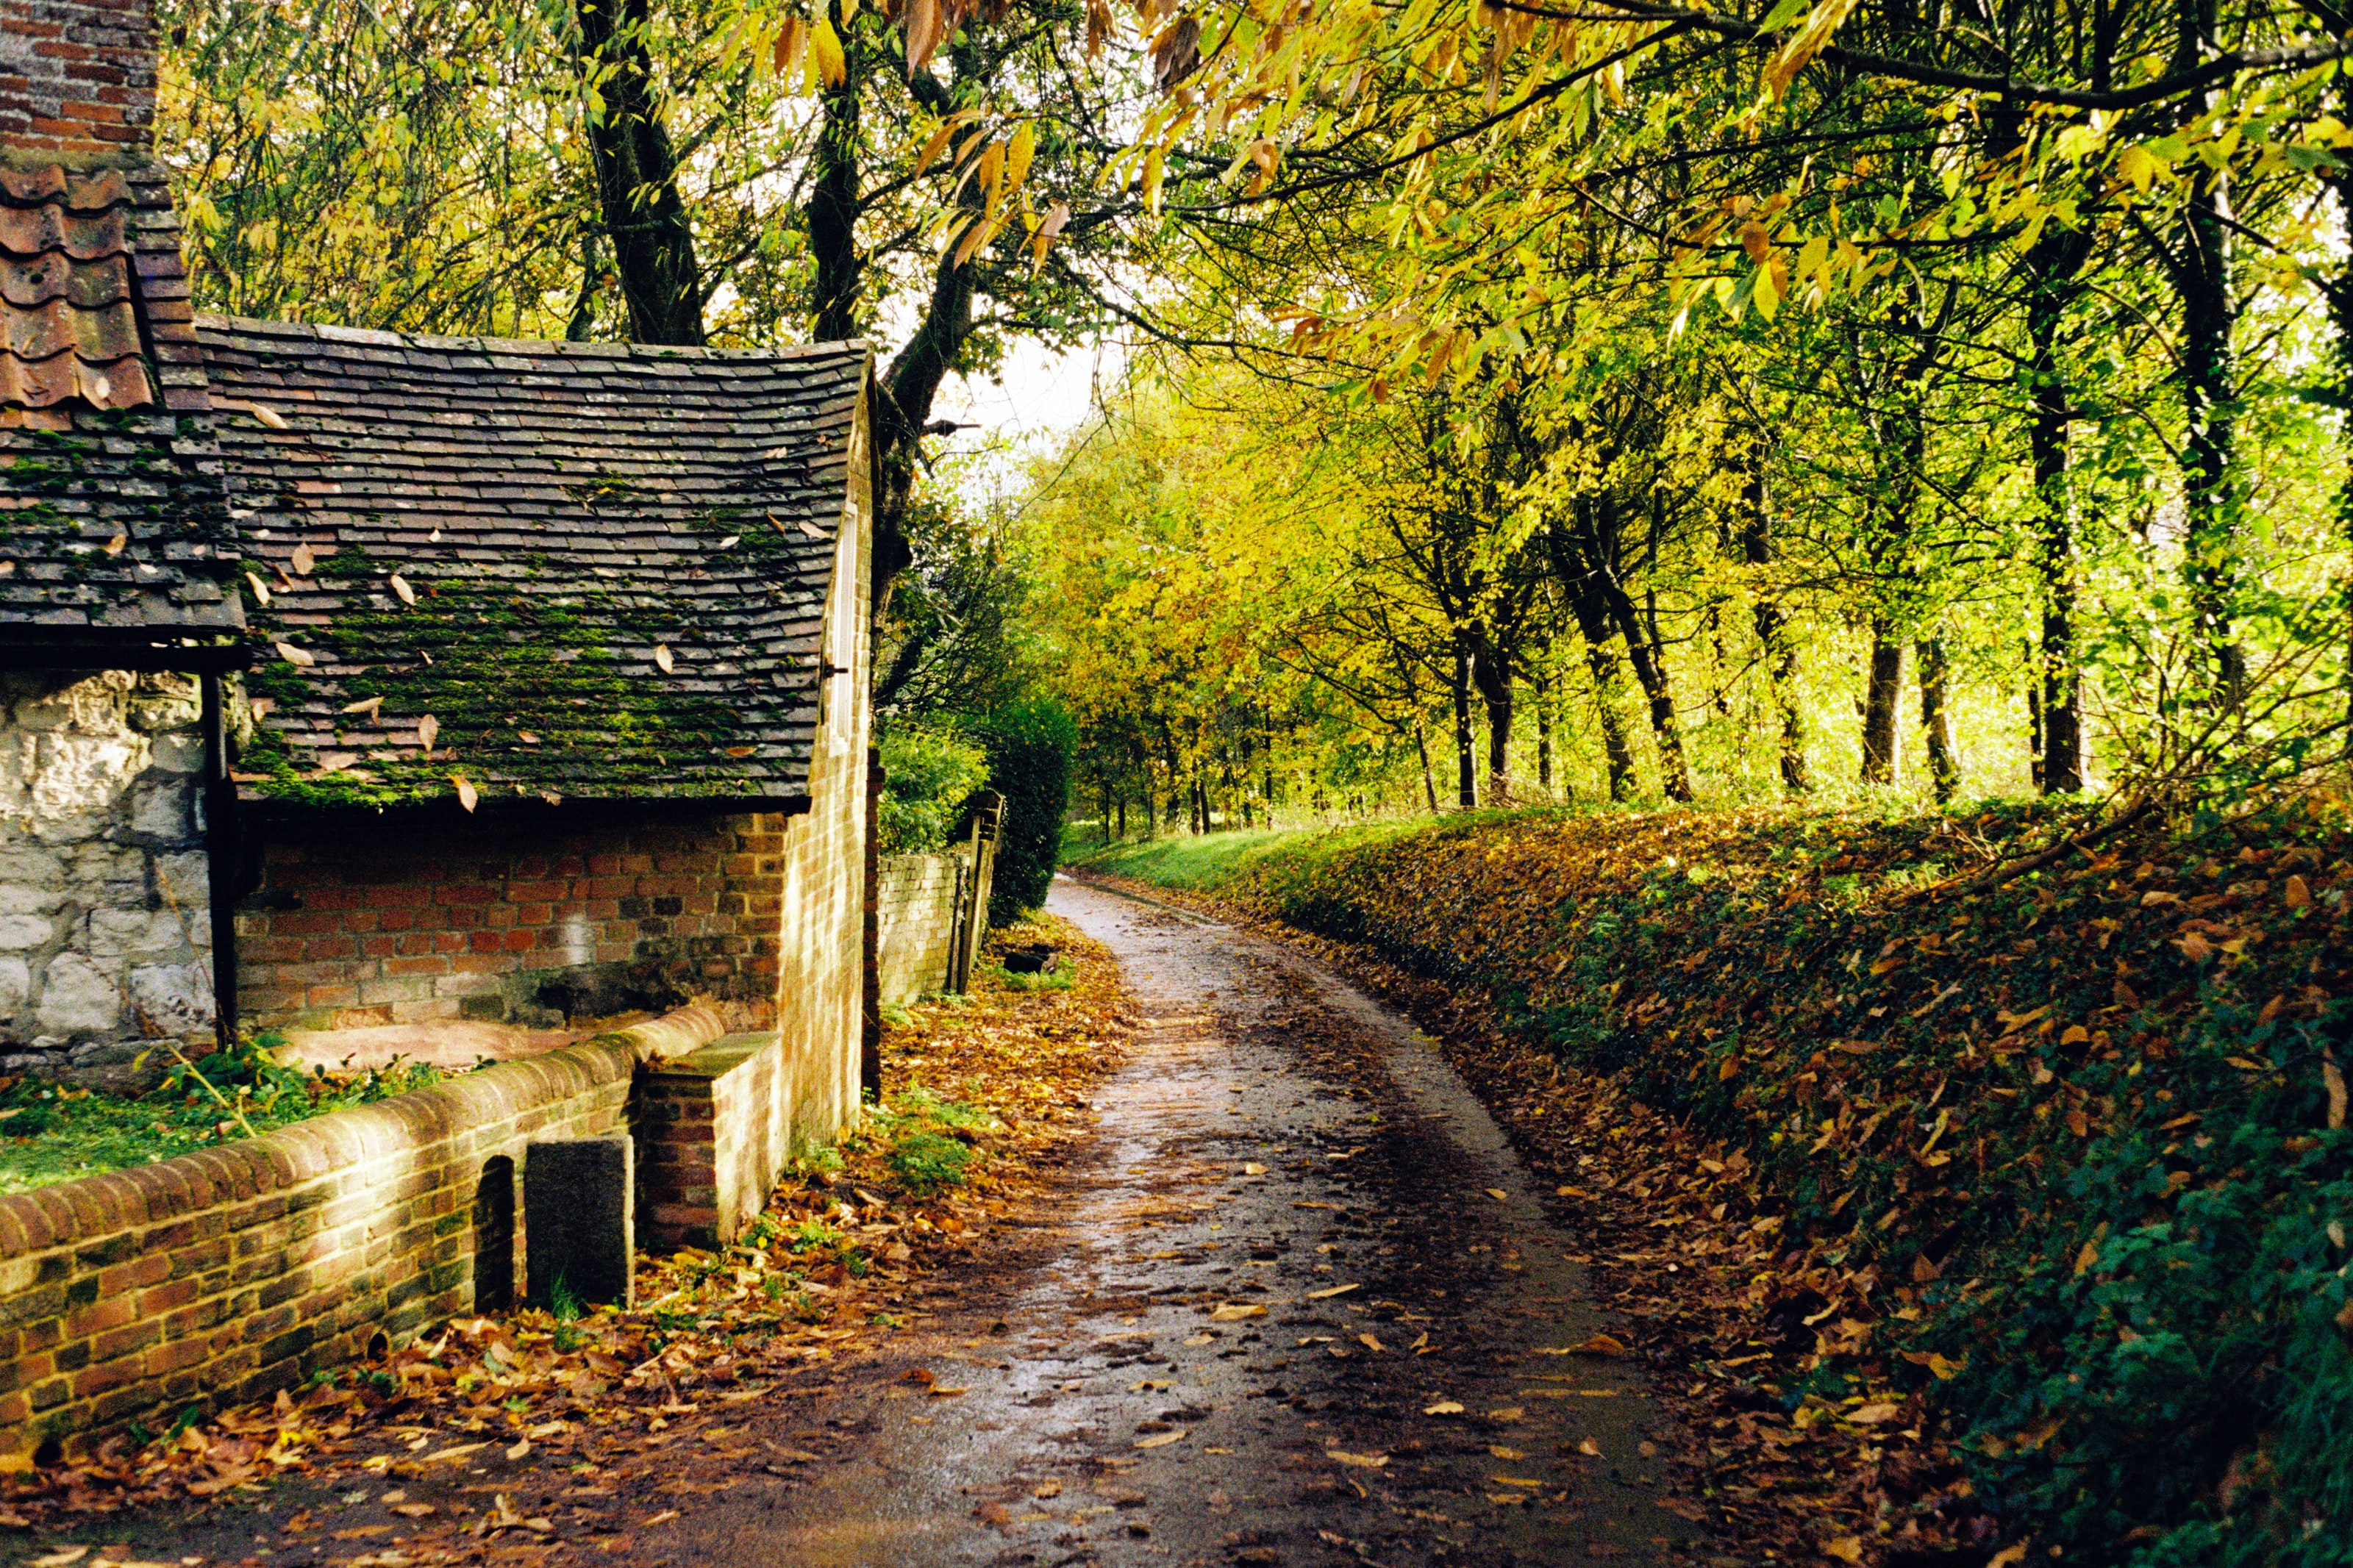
[709,878,1704,1567]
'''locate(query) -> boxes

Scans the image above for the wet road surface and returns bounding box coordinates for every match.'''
[712,878,1704,1566]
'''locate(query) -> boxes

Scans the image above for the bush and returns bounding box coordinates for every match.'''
[973,695,1075,924]
[876,725,990,856]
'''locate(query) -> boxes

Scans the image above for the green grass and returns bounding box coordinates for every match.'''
[0,1040,449,1196]
[1063,817,1438,890]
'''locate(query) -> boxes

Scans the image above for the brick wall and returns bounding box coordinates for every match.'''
[876,852,963,1005]
[0,1039,638,1458]
[764,392,873,1140]
[0,0,157,161]
[234,812,793,1031]
[635,1032,792,1250]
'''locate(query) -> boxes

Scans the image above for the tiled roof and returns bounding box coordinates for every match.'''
[196,316,872,808]
[0,166,152,410]
[0,162,243,641]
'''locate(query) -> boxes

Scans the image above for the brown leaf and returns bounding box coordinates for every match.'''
[104,530,127,557]
[2326,1061,2347,1131]
[390,572,416,606]
[417,713,439,752]
[451,773,479,812]
[291,543,316,576]
[275,640,315,667]
[654,643,676,674]
[341,696,383,717]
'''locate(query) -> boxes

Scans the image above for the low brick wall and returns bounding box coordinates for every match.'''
[875,853,963,1005]
[0,1039,638,1461]
[635,1032,793,1250]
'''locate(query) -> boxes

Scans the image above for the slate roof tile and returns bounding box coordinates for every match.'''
[196,315,871,809]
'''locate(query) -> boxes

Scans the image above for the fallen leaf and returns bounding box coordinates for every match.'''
[32,1551,90,1567]
[1133,1428,1187,1449]
[1423,1400,1465,1416]
[506,1436,531,1460]
[315,751,360,773]
[1489,1445,1524,1460]
[451,773,478,812]
[418,714,439,751]
[1242,1162,1267,1175]
[1577,1437,1602,1456]
[245,570,271,605]
[1357,1333,1382,1353]
[1549,1333,1625,1357]
[1849,1403,1902,1425]
[291,542,316,576]
[1824,1538,1865,1564]
[654,643,675,674]
[275,640,315,667]
[1488,1406,1525,1422]
[1483,1188,1508,1201]
[929,1386,968,1397]
[641,1510,679,1527]
[1326,1449,1388,1468]
[392,1503,437,1519]
[2327,1061,2348,1131]
[104,530,127,556]
[342,696,383,717]
[1305,1284,1360,1300]
[1210,1303,1267,1321]
[390,572,416,606]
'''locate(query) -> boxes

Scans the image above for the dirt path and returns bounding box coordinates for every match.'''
[695,879,1706,1567]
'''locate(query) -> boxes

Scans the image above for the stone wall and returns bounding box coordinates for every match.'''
[0,669,213,1081]
[233,810,794,1032]
[876,852,964,1005]
[0,1037,638,1458]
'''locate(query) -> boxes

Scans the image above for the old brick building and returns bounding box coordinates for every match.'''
[2,0,877,1143]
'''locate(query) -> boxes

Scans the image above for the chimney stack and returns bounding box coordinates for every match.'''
[0,0,157,164]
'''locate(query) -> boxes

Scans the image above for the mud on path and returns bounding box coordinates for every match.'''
[14,880,1713,1568]
[713,879,1708,1567]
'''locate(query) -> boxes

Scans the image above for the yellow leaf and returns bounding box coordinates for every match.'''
[417,714,439,752]
[1423,1400,1465,1416]
[915,118,959,176]
[1133,1428,1187,1449]
[2285,874,2313,908]
[810,17,846,87]
[245,570,271,606]
[1209,1303,1266,1320]
[1577,1436,1602,1456]
[1004,120,1035,193]
[654,642,676,674]
[1824,1538,1864,1564]
[274,640,315,667]
[291,542,316,576]
[2326,1061,2347,1131]
[103,530,127,557]
[2117,143,2157,192]
[1326,1448,1388,1468]
[451,773,478,812]
[341,696,382,717]
[2074,1240,2101,1276]
[1305,1283,1360,1300]
[390,572,416,606]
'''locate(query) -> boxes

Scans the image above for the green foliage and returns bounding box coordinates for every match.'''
[987,956,1076,992]
[1104,798,2353,1563]
[876,724,990,856]
[857,1087,999,1198]
[0,1034,448,1196]
[974,695,1076,923]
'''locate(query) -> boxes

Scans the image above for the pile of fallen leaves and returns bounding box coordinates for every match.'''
[0,914,1132,1539]
[1088,792,2353,1567]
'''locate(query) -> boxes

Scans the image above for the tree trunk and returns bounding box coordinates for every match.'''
[2026,228,2092,792]
[807,15,863,344]
[1598,580,1693,803]
[1567,590,1637,802]
[1860,628,1904,786]
[2025,643,2046,791]
[2177,8,2243,708]
[1471,639,1513,803]
[1534,670,1554,795]
[1413,718,1439,813]
[1451,641,1479,809]
[574,0,705,346]
[1738,448,1812,795]
[1918,635,1961,803]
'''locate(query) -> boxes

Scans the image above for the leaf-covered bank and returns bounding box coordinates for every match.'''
[1076,801,2353,1566]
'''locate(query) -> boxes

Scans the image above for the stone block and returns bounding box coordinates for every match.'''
[524,1137,632,1309]
[35,953,120,1036]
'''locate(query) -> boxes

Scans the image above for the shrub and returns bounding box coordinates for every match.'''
[876,724,990,856]
[972,695,1075,923]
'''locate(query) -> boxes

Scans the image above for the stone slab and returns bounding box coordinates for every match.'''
[524,1136,635,1308]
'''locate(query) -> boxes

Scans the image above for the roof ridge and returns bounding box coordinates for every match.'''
[196,312,873,363]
